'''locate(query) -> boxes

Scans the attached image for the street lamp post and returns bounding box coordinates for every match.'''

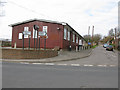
[29,35,31,49]
[22,32,24,50]
[38,36,40,50]
[114,28,117,49]
[33,25,39,50]
[34,29,36,49]
[36,31,38,49]
[44,31,47,50]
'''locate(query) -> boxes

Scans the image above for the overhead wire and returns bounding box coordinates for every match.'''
[7,0,58,21]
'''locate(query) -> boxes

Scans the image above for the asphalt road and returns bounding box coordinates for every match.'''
[2,62,118,88]
[55,46,118,66]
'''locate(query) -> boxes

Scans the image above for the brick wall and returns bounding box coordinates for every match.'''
[2,49,58,59]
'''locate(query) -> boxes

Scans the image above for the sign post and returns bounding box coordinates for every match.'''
[39,31,48,50]
[44,31,47,50]
[29,35,31,49]
[33,25,39,50]
[36,31,38,49]
[23,31,31,50]
[44,37,46,50]
[22,33,24,50]
[38,36,40,50]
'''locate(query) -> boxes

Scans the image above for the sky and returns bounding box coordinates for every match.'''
[0,0,119,39]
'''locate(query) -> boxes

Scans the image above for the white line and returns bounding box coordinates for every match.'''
[88,65,94,66]
[45,63,55,65]
[57,64,67,66]
[20,62,29,64]
[97,65,103,67]
[32,63,43,65]
[109,65,116,67]
[84,64,90,66]
[71,64,80,66]
[97,65,107,67]
[102,65,107,67]
[83,64,94,67]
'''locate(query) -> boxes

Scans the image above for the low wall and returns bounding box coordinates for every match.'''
[2,49,58,59]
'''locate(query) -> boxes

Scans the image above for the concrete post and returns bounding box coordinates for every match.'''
[76,46,78,52]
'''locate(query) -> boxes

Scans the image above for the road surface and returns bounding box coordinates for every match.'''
[2,62,118,88]
[54,46,118,66]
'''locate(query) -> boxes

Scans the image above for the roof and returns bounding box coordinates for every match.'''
[65,23,85,40]
[9,18,66,27]
[9,18,86,41]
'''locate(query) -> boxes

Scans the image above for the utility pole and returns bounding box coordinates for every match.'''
[92,26,94,46]
[0,0,7,16]
[114,28,117,49]
[88,26,90,42]
[88,26,90,36]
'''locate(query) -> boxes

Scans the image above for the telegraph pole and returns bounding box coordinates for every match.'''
[88,26,90,36]
[114,28,117,49]
[92,26,94,46]
[88,26,90,42]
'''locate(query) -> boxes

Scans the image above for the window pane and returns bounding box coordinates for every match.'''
[24,27,29,32]
[43,26,48,33]
[73,34,75,42]
[64,28,67,40]
[18,33,22,39]
[79,40,82,45]
[76,37,78,43]
[24,27,29,38]
[68,31,70,41]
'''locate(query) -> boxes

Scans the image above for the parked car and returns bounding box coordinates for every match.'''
[106,45,113,51]
[103,43,109,48]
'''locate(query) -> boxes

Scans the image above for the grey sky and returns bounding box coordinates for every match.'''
[0,0,118,39]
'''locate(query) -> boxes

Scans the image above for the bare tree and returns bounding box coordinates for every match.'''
[83,35,91,43]
[92,34,102,45]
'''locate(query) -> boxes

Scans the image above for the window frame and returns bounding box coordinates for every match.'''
[18,33,23,39]
[76,36,78,43]
[64,28,67,40]
[68,31,70,41]
[24,27,29,38]
[73,34,75,42]
[43,26,48,33]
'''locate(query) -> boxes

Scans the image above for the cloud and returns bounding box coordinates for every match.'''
[0,0,118,39]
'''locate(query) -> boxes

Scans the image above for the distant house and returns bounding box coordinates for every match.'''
[9,19,86,50]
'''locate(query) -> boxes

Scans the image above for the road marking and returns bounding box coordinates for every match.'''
[71,64,80,66]
[20,62,29,64]
[20,62,117,67]
[109,65,116,67]
[32,63,43,65]
[84,64,93,66]
[88,65,94,66]
[97,65,107,67]
[45,63,55,65]
[57,64,67,66]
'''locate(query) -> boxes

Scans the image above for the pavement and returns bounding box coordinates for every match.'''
[1,48,92,63]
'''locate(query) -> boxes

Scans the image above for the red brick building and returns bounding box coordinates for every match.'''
[10,19,86,50]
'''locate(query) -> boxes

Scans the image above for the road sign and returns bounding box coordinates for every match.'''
[88,42,91,45]
[23,31,31,35]
[34,25,39,30]
[40,35,48,39]
[39,31,46,36]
